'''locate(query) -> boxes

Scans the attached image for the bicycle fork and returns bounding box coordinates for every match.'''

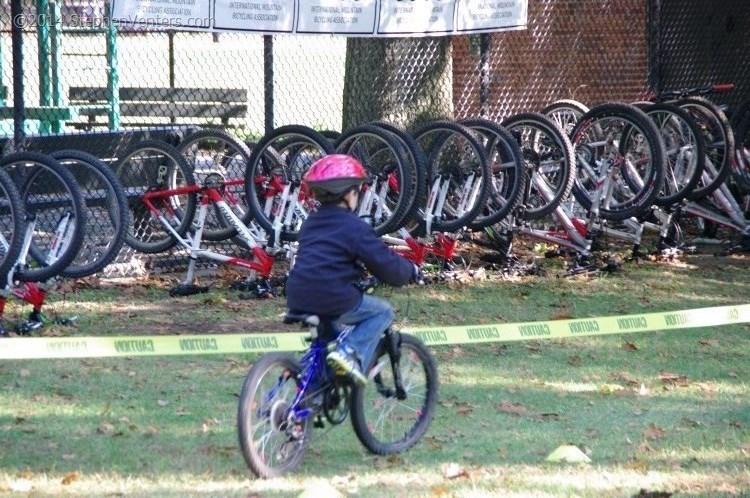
[384,329,407,400]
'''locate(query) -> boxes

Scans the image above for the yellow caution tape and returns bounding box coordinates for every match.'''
[0,303,748,360]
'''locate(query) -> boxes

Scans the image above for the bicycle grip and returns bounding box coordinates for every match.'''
[713,83,734,93]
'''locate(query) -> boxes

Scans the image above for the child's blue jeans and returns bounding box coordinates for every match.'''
[336,295,395,371]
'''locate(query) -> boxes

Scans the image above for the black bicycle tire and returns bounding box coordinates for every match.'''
[179,128,254,242]
[459,118,526,228]
[637,103,706,206]
[2,152,87,282]
[350,333,439,455]
[114,140,197,254]
[676,97,734,200]
[237,353,311,478]
[412,120,491,233]
[335,124,415,235]
[369,121,429,227]
[47,150,131,278]
[570,103,666,221]
[244,125,335,242]
[731,108,750,193]
[498,113,574,220]
[0,168,26,286]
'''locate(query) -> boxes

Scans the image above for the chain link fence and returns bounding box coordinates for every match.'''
[0,0,747,277]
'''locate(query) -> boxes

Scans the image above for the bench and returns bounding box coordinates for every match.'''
[68,87,248,129]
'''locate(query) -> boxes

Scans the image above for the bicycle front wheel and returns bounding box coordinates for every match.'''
[179,128,254,242]
[237,353,312,479]
[0,169,25,285]
[350,333,439,455]
[2,152,87,282]
[413,120,491,233]
[244,125,335,242]
[49,150,131,278]
[114,140,197,254]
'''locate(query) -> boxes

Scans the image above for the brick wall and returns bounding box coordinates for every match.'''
[453,0,650,121]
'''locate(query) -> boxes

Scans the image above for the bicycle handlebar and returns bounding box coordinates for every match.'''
[658,82,734,101]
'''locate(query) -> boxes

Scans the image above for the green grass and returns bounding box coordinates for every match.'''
[1,253,749,496]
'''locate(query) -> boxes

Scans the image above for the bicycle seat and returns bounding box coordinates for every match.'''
[283,312,320,326]
[284,311,339,341]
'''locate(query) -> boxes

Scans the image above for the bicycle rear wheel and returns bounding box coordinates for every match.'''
[413,120,491,233]
[570,103,666,221]
[335,124,415,235]
[350,333,438,455]
[0,169,25,286]
[460,118,526,228]
[114,140,197,254]
[2,152,87,283]
[47,150,131,278]
[179,129,254,242]
[637,103,705,206]
[369,121,430,231]
[237,353,311,478]
[244,125,335,242]
[732,108,750,193]
[499,113,574,220]
[676,97,734,200]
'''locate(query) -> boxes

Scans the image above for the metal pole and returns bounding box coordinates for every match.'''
[479,33,490,119]
[50,0,63,132]
[168,30,175,124]
[105,2,120,129]
[11,0,25,148]
[36,0,51,133]
[263,35,274,135]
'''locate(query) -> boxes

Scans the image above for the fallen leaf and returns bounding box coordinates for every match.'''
[96,422,114,435]
[19,369,30,377]
[456,406,473,415]
[643,423,665,440]
[61,453,76,460]
[622,341,639,352]
[683,417,703,428]
[497,400,530,416]
[61,472,78,485]
[157,399,169,407]
[567,355,582,366]
[442,462,469,479]
[659,372,689,386]
[635,489,673,497]
[612,372,640,386]
[698,338,719,347]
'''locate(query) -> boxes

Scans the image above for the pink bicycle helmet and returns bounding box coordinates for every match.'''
[304,154,366,197]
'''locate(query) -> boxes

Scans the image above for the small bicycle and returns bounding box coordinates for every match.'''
[237,313,439,478]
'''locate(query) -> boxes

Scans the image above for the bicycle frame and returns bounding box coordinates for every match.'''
[1,212,76,334]
[142,183,281,287]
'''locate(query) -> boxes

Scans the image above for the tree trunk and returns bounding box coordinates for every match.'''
[342,37,454,131]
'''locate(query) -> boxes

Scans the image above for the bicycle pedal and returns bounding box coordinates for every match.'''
[55,315,79,326]
[16,320,43,335]
[169,284,210,297]
[229,279,254,291]
[314,416,325,429]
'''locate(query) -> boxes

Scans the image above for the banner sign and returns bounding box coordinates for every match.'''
[1,304,747,360]
[110,0,528,36]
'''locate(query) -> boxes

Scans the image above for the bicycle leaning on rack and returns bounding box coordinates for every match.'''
[237,310,439,478]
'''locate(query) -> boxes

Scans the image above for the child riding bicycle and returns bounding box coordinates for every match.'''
[285,154,421,386]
